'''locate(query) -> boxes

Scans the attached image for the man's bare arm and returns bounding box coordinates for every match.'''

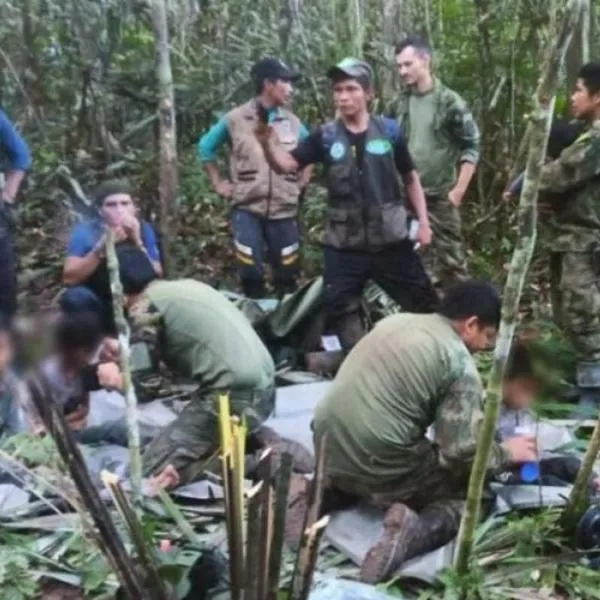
[256,123,300,174]
[2,170,25,203]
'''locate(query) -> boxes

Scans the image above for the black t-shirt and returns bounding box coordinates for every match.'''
[290,124,415,175]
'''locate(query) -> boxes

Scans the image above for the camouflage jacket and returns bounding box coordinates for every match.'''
[538,119,600,252]
[388,77,480,195]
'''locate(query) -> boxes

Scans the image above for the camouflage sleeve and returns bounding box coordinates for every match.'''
[538,132,600,194]
[434,372,512,474]
[127,296,167,401]
[447,95,480,165]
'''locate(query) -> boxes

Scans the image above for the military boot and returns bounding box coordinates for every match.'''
[573,361,600,419]
[336,311,366,351]
[360,502,459,584]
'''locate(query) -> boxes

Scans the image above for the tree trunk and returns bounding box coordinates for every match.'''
[453,0,584,580]
[151,0,178,276]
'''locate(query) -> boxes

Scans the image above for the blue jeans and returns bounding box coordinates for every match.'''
[231,209,300,298]
[60,286,114,331]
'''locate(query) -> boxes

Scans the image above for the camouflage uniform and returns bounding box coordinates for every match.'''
[127,279,276,485]
[392,78,480,291]
[537,121,600,401]
[312,313,511,551]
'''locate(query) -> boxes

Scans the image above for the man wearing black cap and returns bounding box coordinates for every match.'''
[256,57,438,355]
[61,179,162,331]
[198,57,312,298]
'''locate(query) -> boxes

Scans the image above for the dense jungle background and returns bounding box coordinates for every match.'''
[0,0,595,375]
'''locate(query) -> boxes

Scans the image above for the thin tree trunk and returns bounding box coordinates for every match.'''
[151,0,178,276]
[453,0,584,580]
[106,232,143,507]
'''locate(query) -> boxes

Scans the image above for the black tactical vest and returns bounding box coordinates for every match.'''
[321,116,408,251]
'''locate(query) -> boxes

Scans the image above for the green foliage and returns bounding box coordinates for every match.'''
[0,539,38,599]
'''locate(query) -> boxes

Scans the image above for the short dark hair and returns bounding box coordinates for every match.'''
[395,35,432,57]
[505,342,536,380]
[438,280,501,329]
[93,179,133,208]
[117,244,157,295]
[578,62,600,96]
[54,312,103,354]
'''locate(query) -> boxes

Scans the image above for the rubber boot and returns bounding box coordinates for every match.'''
[572,361,600,420]
[360,502,459,584]
[335,311,366,352]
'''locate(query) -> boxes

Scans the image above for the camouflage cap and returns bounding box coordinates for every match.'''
[93,178,134,207]
[327,57,374,87]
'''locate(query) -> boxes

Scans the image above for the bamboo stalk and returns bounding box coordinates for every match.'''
[267,451,293,600]
[453,0,585,580]
[101,471,173,600]
[290,516,330,600]
[243,482,264,600]
[26,370,147,599]
[105,230,143,507]
[256,448,274,600]
[290,434,327,596]
[562,419,600,530]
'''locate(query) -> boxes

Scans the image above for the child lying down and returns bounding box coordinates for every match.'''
[497,343,600,492]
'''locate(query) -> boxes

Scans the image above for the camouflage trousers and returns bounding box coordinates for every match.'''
[141,385,276,485]
[550,251,600,362]
[324,463,472,534]
[420,195,469,292]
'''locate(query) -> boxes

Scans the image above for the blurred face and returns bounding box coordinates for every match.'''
[101,193,135,228]
[503,376,540,411]
[0,331,13,374]
[395,46,430,86]
[457,316,498,353]
[332,78,371,118]
[570,78,600,120]
[264,79,293,106]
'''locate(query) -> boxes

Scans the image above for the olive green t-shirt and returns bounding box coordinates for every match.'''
[144,279,275,392]
[313,313,510,485]
[406,91,457,196]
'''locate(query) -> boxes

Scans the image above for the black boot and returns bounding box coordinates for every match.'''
[241,278,266,299]
[335,311,366,352]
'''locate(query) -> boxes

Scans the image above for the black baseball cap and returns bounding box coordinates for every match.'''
[327,57,374,87]
[251,57,300,83]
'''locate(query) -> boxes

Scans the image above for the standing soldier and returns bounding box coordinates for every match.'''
[198,58,313,299]
[393,35,480,293]
[255,58,438,354]
[526,62,600,413]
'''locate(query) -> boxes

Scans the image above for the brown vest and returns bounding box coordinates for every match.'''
[227,99,302,219]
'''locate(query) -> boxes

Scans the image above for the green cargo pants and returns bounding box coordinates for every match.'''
[141,385,276,486]
[550,251,600,363]
[421,195,469,291]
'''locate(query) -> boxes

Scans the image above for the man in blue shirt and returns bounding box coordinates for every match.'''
[61,179,162,331]
[0,109,31,320]
[197,58,313,298]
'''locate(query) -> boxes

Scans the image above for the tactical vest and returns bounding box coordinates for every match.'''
[321,116,408,251]
[227,99,302,220]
